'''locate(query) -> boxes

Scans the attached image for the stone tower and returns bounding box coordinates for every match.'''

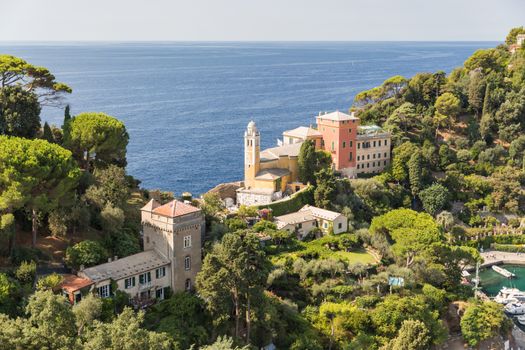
[141,199,204,292]
[244,120,260,189]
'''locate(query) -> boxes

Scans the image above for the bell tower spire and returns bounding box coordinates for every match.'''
[244,120,260,189]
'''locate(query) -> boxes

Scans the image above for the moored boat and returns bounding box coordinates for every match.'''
[517,315,525,326]
[494,287,525,304]
[505,302,525,315]
[492,265,516,278]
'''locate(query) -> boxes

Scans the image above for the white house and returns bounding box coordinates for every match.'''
[274,205,348,239]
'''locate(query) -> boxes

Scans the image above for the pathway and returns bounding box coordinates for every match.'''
[480,251,525,268]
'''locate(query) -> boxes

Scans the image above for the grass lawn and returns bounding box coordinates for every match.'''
[269,233,378,266]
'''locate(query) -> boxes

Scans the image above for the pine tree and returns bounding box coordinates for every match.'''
[42,122,54,143]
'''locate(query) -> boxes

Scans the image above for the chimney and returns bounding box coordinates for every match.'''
[108,258,112,263]
[114,256,118,261]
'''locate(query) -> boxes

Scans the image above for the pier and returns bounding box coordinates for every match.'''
[479,251,525,268]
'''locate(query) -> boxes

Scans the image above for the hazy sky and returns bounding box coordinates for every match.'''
[1,0,523,41]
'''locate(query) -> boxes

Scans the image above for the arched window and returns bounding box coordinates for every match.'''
[185,278,192,291]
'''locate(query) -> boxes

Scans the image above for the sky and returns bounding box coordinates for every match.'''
[0,0,524,41]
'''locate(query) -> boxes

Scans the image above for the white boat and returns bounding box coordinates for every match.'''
[494,287,525,304]
[505,302,525,315]
[517,315,525,326]
[492,265,516,278]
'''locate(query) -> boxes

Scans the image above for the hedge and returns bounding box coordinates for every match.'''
[492,243,525,253]
[461,234,525,249]
[255,185,314,216]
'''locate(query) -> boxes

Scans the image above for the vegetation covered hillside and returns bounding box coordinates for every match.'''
[0,27,524,350]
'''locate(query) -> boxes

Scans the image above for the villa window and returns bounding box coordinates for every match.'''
[343,141,346,148]
[357,164,360,169]
[367,154,370,160]
[384,160,387,165]
[124,277,136,289]
[384,152,387,158]
[338,223,342,229]
[357,143,360,149]
[184,256,191,270]
[98,284,110,298]
[297,223,302,229]
[185,279,192,291]
[350,141,353,147]
[385,140,388,145]
[378,153,381,158]
[373,154,375,159]
[323,222,328,229]
[373,141,376,147]
[367,163,370,168]
[183,235,192,248]
[139,272,152,285]
[349,152,353,161]
[331,142,335,151]
[156,266,166,279]
[155,288,165,300]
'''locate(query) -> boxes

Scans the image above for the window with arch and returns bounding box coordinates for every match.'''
[184,256,191,270]
[185,279,192,291]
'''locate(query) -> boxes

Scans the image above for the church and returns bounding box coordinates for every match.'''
[236,111,392,206]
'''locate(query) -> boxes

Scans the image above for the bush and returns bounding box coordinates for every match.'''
[65,240,108,269]
[492,243,525,253]
[15,261,36,285]
[10,246,48,265]
[36,273,64,291]
[255,186,314,216]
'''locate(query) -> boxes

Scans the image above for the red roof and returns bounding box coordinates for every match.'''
[152,199,201,218]
[61,274,94,293]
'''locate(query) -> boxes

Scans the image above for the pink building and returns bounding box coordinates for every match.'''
[316,111,359,177]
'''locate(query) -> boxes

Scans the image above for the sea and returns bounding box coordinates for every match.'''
[479,264,525,296]
[0,42,497,196]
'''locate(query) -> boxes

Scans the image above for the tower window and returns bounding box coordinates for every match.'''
[184,256,191,270]
[349,152,353,161]
[183,235,192,248]
[185,279,192,291]
[343,141,346,148]
[350,141,353,147]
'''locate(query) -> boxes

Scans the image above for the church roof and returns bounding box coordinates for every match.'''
[260,142,303,161]
[283,126,322,139]
[255,168,290,181]
[317,110,358,122]
[152,200,201,218]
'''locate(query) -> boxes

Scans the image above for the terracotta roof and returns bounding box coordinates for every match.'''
[317,110,358,122]
[61,274,94,293]
[141,199,161,212]
[283,126,322,139]
[255,168,290,181]
[260,142,303,161]
[80,250,170,282]
[152,200,201,218]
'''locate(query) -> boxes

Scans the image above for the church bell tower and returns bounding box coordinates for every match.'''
[244,120,260,189]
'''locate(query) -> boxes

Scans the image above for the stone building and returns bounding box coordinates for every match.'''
[64,199,204,305]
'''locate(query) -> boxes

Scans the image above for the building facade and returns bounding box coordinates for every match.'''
[65,199,204,305]
[275,205,348,240]
[355,125,391,175]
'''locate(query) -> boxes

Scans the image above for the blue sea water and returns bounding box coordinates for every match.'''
[0,41,497,195]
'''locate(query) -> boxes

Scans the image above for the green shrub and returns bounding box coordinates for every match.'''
[492,243,525,253]
[65,240,108,270]
[255,186,314,216]
[36,273,64,291]
[15,261,36,285]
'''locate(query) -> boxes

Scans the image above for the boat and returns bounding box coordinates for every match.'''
[494,287,525,304]
[517,315,525,326]
[505,302,525,315]
[492,265,516,278]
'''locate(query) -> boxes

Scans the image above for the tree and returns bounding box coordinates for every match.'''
[0,273,17,315]
[434,92,461,136]
[65,240,108,269]
[436,211,454,232]
[25,290,77,349]
[200,336,249,350]
[509,135,525,166]
[0,136,81,246]
[100,203,125,234]
[83,307,174,350]
[0,85,41,138]
[392,142,418,183]
[419,183,450,216]
[145,292,210,349]
[0,54,71,106]
[42,121,54,143]
[85,165,130,209]
[408,150,422,197]
[460,301,508,347]
[36,273,64,291]
[464,48,505,74]
[382,75,408,97]
[62,104,72,141]
[298,140,317,185]
[73,293,103,335]
[468,70,485,115]
[196,232,269,342]
[314,168,337,209]
[66,112,129,170]
[15,260,36,285]
[506,26,525,45]
[48,209,69,237]
[386,319,431,350]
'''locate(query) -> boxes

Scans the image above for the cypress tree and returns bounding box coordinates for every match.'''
[42,122,54,143]
[62,105,71,143]
[481,83,491,117]
[298,140,317,185]
[408,150,422,197]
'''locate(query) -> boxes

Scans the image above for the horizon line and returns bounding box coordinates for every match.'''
[0,39,502,44]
